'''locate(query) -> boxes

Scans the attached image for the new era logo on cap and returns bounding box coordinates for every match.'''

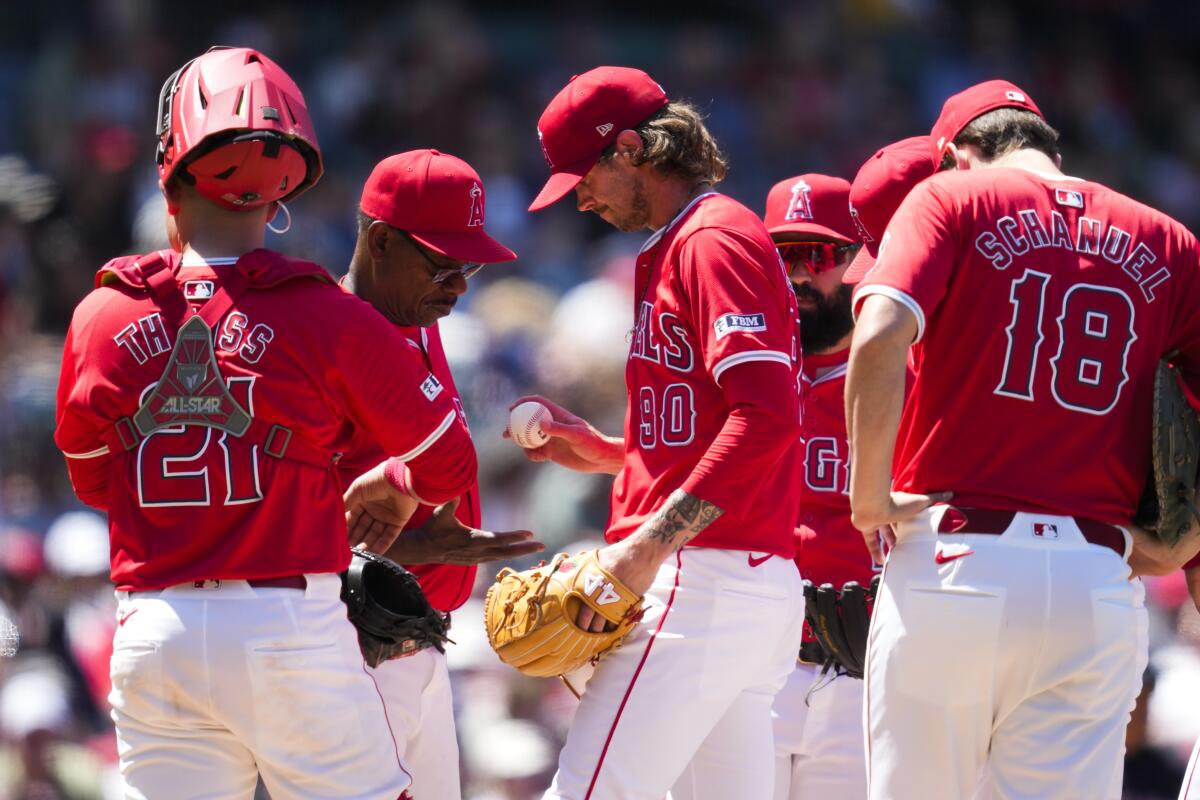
[596,123,614,136]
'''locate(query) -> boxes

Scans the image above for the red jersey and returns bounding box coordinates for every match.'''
[795,349,878,589]
[55,250,475,591]
[855,168,1200,524]
[609,193,804,554]
[337,322,480,613]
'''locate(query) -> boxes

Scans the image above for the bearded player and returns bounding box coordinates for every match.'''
[337,148,543,800]
[847,80,1200,799]
[515,66,805,799]
[54,48,478,798]
[766,152,934,799]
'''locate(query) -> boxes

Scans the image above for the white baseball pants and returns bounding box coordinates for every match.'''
[109,575,411,800]
[866,508,1140,800]
[771,662,867,800]
[371,647,461,800]
[544,547,804,800]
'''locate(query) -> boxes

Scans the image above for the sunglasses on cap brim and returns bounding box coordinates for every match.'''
[776,241,861,276]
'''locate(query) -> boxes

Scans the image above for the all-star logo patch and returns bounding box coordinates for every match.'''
[184,280,215,300]
[420,373,443,401]
[713,312,767,340]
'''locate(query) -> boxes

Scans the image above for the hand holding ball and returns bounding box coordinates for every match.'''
[509,401,552,449]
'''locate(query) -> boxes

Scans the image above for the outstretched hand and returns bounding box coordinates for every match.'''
[503,395,624,474]
[383,497,545,565]
[343,462,419,554]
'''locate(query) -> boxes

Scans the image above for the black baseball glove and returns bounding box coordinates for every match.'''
[340,549,451,668]
[1133,361,1200,546]
[802,575,880,680]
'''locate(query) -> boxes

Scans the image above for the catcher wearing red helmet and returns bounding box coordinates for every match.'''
[55,47,479,799]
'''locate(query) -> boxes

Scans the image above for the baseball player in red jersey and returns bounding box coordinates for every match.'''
[766,152,935,800]
[761,172,870,800]
[518,66,805,799]
[335,149,542,800]
[846,79,1200,799]
[54,48,477,799]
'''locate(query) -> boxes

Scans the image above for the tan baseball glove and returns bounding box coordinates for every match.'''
[484,550,644,678]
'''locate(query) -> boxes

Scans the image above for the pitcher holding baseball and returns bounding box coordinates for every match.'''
[503,66,805,800]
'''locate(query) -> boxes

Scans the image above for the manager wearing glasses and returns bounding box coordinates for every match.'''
[339,148,542,800]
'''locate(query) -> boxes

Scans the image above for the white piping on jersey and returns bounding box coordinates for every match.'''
[809,362,849,387]
[404,337,422,351]
[712,349,792,384]
[853,285,926,343]
[639,192,720,254]
[180,255,239,266]
[392,409,458,462]
[62,444,111,459]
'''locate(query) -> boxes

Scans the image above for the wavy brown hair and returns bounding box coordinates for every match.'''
[615,101,728,187]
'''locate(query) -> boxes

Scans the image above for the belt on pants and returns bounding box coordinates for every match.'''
[937,507,1126,559]
[130,575,308,594]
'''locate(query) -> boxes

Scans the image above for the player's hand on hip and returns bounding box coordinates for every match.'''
[343,462,420,554]
[575,540,657,633]
[852,489,952,538]
[383,497,545,565]
[863,525,897,567]
[504,395,623,474]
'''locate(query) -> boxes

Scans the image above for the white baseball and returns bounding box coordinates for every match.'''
[508,401,552,449]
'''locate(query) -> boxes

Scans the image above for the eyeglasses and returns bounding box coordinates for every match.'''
[776,242,861,277]
[400,231,485,284]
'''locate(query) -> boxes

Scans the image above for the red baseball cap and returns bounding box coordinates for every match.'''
[528,66,669,212]
[763,174,857,243]
[930,79,1043,164]
[843,136,936,284]
[360,149,516,263]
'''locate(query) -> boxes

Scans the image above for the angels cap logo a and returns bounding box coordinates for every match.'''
[596,122,614,137]
[467,182,485,227]
[785,179,814,221]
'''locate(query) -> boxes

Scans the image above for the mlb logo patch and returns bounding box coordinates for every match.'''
[1005,90,1027,103]
[1033,522,1059,539]
[420,373,444,401]
[184,280,215,300]
[713,312,767,340]
[1055,189,1084,209]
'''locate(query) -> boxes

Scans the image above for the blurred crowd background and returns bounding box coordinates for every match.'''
[2,0,1200,797]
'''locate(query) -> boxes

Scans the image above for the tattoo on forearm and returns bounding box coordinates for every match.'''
[642,489,725,551]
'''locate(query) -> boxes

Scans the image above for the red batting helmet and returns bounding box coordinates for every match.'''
[155,46,323,210]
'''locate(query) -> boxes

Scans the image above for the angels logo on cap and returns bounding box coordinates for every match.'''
[467,183,485,227]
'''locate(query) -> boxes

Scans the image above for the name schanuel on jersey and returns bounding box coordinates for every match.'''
[420,373,444,401]
[713,312,767,340]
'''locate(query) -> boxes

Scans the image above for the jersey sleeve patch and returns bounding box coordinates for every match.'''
[713,312,767,340]
[420,373,444,401]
